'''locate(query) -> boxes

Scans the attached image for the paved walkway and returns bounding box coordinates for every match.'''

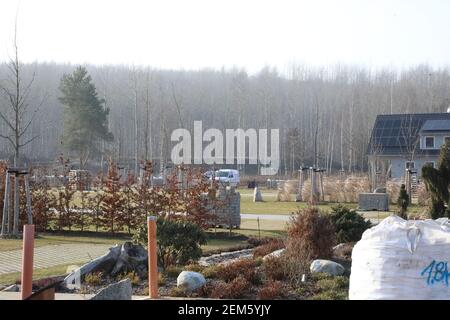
[0,243,113,275]
[0,292,148,300]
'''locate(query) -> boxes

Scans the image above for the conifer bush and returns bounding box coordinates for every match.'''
[329,205,372,243]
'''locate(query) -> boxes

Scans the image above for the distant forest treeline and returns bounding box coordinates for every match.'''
[0,62,449,176]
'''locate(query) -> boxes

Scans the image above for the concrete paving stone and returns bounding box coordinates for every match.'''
[0,243,113,275]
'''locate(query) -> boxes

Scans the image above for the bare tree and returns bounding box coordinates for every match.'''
[399,114,421,165]
[0,20,43,235]
[143,69,153,161]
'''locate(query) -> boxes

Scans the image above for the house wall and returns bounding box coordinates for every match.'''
[419,133,450,149]
[389,156,438,178]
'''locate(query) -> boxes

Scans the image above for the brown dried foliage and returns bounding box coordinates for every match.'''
[257,280,288,300]
[253,238,285,258]
[285,207,336,276]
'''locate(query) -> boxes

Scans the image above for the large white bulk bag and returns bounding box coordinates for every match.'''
[349,215,450,300]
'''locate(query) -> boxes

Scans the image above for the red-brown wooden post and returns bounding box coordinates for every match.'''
[147,216,158,299]
[21,224,35,299]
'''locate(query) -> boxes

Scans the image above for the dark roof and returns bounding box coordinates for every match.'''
[367,113,450,156]
[421,119,450,132]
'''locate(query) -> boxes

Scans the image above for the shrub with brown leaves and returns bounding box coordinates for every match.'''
[216,259,261,285]
[253,238,285,258]
[262,256,286,281]
[284,207,336,281]
[202,276,252,299]
[257,280,288,300]
[286,207,336,261]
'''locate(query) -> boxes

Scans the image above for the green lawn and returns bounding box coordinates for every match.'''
[239,187,358,214]
[238,187,429,216]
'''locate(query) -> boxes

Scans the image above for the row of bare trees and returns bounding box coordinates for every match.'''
[1,61,450,176]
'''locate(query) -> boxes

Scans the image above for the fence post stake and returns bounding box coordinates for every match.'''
[21,224,35,300]
[147,216,158,299]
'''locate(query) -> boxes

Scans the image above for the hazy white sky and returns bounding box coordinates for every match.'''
[0,0,449,73]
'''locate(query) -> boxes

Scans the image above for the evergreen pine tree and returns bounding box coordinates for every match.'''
[59,66,113,169]
[422,141,450,218]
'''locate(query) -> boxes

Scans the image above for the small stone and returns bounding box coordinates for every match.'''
[177,271,206,292]
[90,279,132,300]
[310,259,345,276]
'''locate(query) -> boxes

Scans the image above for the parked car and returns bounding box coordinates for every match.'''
[214,169,240,187]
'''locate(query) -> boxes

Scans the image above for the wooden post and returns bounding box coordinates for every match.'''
[257,217,261,239]
[147,216,158,299]
[21,224,35,300]
[1,172,10,236]
[296,168,303,202]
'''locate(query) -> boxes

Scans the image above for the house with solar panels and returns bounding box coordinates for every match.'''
[367,113,450,185]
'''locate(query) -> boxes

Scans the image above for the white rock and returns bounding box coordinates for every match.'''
[310,259,345,276]
[177,271,206,292]
[262,248,285,261]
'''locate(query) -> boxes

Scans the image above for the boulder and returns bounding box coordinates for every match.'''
[177,271,206,292]
[310,259,345,276]
[90,278,132,300]
[253,187,263,202]
[2,284,20,292]
[374,187,387,193]
[262,248,285,261]
[110,242,148,278]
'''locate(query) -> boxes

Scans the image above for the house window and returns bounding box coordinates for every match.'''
[424,161,435,168]
[425,136,435,149]
[405,161,415,169]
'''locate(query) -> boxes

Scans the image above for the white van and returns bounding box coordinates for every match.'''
[214,169,240,187]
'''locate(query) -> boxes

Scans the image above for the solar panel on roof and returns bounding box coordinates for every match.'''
[368,113,450,156]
